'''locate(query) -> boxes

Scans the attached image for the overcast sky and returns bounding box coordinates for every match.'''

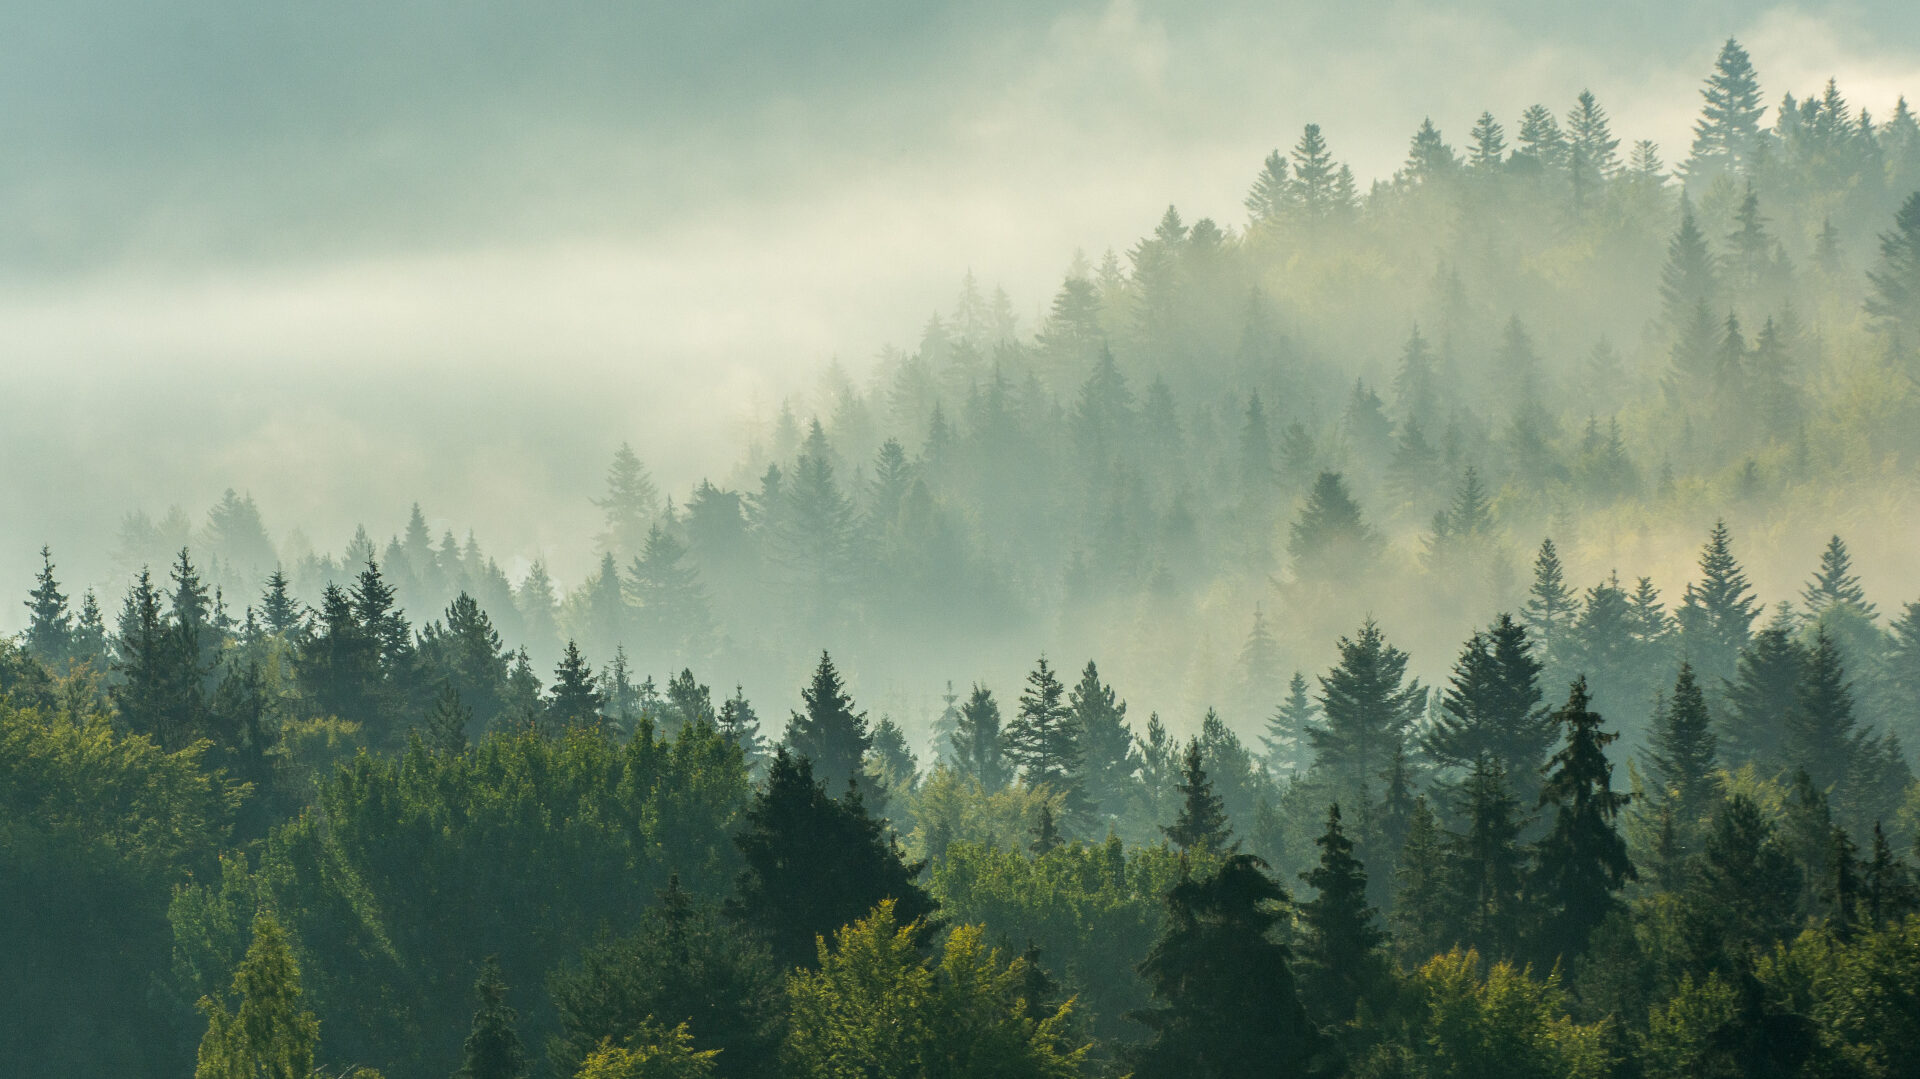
[4,0,1918,608]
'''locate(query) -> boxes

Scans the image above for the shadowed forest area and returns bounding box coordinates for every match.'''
[10,33,1920,1079]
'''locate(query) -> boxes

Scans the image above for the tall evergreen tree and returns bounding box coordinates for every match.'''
[728,749,934,971]
[453,957,527,1079]
[1006,656,1090,821]
[1425,615,1552,792]
[1801,535,1874,618]
[426,682,472,756]
[717,685,768,773]
[1390,796,1452,965]
[593,442,660,558]
[1660,201,1719,333]
[1264,671,1316,776]
[258,569,303,637]
[1164,739,1232,854]
[1866,190,1920,351]
[1783,630,1859,793]
[1129,854,1330,1079]
[548,640,607,730]
[1070,659,1136,820]
[1313,619,1425,808]
[1522,539,1577,660]
[1719,623,1805,768]
[22,545,73,668]
[1646,663,1719,828]
[782,651,872,795]
[1530,678,1635,965]
[1677,519,1760,686]
[1288,471,1380,583]
[950,684,1014,794]
[1448,755,1528,960]
[1297,804,1389,1028]
[1687,37,1766,178]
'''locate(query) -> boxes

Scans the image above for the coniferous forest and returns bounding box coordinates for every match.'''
[14,28,1920,1079]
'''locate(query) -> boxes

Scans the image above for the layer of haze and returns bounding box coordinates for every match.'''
[4,0,1919,628]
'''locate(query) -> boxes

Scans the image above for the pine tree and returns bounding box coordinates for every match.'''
[593,443,660,558]
[1164,740,1232,854]
[454,957,527,1079]
[1661,201,1719,333]
[1264,672,1316,776]
[1530,678,1635,965]
[1681,794,1800,971]
[193,913,320,1079]
[1313,619,1425,808]
[1288,471,1380,583]
[22,545,73,668]
[1129,854,1329,1079]
[1646,663,1718,828]
[1401,117,1458,183]
[70,588,108,667]
[1070,659,1136,819]
[627,522,715,664]
[950,684,1014,794]
[728,749,935,970]
[1522,539,1576,657]
[1244,149,1292,225]
[1688,38,1766,178]
[1449,755,1527,960]
[1514,103,1569,174]
[548,640,607,730]
[1425,615,1552,792]
[717,685,768,773]
[259,569,302,637]
[1290,123,1340,219]
[1677,519,1760,686]
[1865,186,1920,352]
[1718,623,1805,768]
[1468,112,1507,171]
[1801,535,1874,618]
[1297,804,1389,1028]
[426,682,472,756]
[782,651,872,795]
[1783,630,1860,793]
[1005,657,1086,805]
[1390,796,1452,965]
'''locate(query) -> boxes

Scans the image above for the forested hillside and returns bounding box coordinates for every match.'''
[10,35,1920,1079]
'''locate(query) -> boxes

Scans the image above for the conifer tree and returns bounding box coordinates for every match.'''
[728,749,934,970]
[1522,538,1577,658]
[1783,630,1859,793]
[1801,535,1874,618]
[1390,796,1452,965]
[1129,854,1329,1079]
[454,957,527,1079]
[1288,471,1380,583]
[1070,659,1136,818]
[950,684,1014,794]
[1646,663,1718,828]
[1244,149,1293,225]
[1313,619,1425,808]
[1719,624,1804,767]
[1264,671,1316,776]
[1682,794,1800,971]
[1290,123,1340,219]
[548,640,607,730]
[1514,103,1569,174]
[1006,657,1091,822]
[717,685,768,774]
[1862,822,1917,928]
[193,912,319,1079]
[1164,740,1232,854]
[1297,804,1389,1028]
[1449,755,1527,960]
[258,568,303,637]
[1468,112,1507,170]
[1688,38,1766,178]
[782,651,872,795]
[70,588,108,668]
[865,716,918,817]
[426,682,472,756]
[627,522,715,664]
[1865,188,1920,352]
[1660,201,1719,333]
[1677,519,1760,686]
[1426,615,1552,791]
[594,442,660,558]
[22,545,73,668]
[1530,678,1635,965]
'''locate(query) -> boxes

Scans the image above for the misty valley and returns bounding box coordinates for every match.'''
[10,27,1920,1079]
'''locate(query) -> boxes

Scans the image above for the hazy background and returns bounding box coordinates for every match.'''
[5,0,1920,620]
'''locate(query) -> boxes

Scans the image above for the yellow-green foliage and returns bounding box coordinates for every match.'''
[1410,948,1610,1079]
[906,763,1058,856]
[784,900,1087,1079]
[194,911,320,1079]
[574,1025,718,1079]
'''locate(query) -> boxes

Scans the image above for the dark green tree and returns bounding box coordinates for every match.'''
[1449,755,1528,960]
[547,641,607,730]
[1164,740,1232,854]
[1801,535,1874,618]
[1720,624,1804,768]
[782,651,872,795]
[1263,671,1315,776]
[1425,615,1552,794]
[1522,539,1576,662]
[1006,656,1092,825]
[425,682,472,756]
[949,684,1013,794]
[1530,678,1635,966]
[454,957,527,1079]
[1313,619,1425,809]
[258,569,303,637]
[1390,796,1452,965]
[1129,854,1331,1079]
[728,749,935,971]
[1070,659,1137,821]
[717,685,768,773]
[1677,519,1760,686]
[22,545,73,668]
[1288,471,1380,583]
[1646,663,1719,829]
[1297,804,1389,1029]
[1682,794,1800,973]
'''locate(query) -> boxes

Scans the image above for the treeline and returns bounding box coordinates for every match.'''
[10,507,1920,1076]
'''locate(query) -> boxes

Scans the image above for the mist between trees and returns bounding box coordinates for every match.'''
[9,33,1920,1079]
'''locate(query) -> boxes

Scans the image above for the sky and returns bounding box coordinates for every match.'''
[3,0,1919,611]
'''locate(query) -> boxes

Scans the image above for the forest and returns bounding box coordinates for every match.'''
[9,33,1920,1079]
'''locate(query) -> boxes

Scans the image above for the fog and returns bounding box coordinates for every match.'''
[6,1,1920,736]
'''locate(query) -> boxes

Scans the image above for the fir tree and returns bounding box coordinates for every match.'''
[1646,663,1718,828]
[727,749,935,970]
[193,913,319,1079]
[1719,624,1804,767]
[1783,630,1859,793]
[259,569,303,637]
[1866,188,1920,351]
[1468,111,1507,170]
[1313,619,1425,809]
[950,683,1014,794]
[593,442,659,558]
[1522,538,1577,659]
[1660,201,1719,333]
[1164,740,1232,854]
[1426,615,1553,792]
[22,545,73,668]
[1297,804,1389,1028]
[548,640,607,730]
[1682,794,1800,972]
[1006,656,1091,824]
[1390,795,1452,965]
[1129,854,1330,1079]
[865,715,918,816]
[1070,659,1136,820]
[782,651,872,795]
[1244,149,1292,225]
[1530,678,1635,965]
[1449,755,1528,960]
[426,682,472,756]
[1677,519,1760,685]
[1688,38,1767,178]
[717,685,768,773]
[1801,535,1874,619]
[1264,671,1316,776]
[453,957,527,1079]
[1288,471,1380,583]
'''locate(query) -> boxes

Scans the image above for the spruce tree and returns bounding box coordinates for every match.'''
[1288,471,1380,583]
[1264,671,1316,776]
[1866,190,1920,350]
[1863,822,1917,928]
[1449,755,1527,960]
[1129,854,1330,1079]
[1646,663,1719,828]
[1390,796,1452,965]
[453,957,526,1079]
[1660,201,1719,334]
[1801,535,1874,618]
[22,545,73,668]
[1297,804,1389,1028]
[593,442,660,558]
[1682,795,1800,971]
[728,749,935,970]
[1425,615,1552,793]
[258,569,303,637]
[1530,678,1635,966]
[1522,539,1577,660]
[949,684,1014,794]
[1688,37,1766,178]
[426,682,472,756]
[1164,740,1232,854]
[1313,619,1425,809]
[1006,656,1091,824]
[1244,149,1292,225]
[1677,519,1760,686]
[1719,624,1804,768]
[717,685,768,774]
[1783,630,1859,793]
[1070,659,1136,819]
[1468,111,1506,170]
[547,640,606,730]
[193,913,320,1079]
[782,651,872,795]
